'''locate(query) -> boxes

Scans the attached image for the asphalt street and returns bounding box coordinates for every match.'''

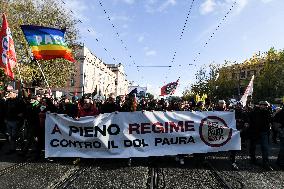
[0,138,283,189]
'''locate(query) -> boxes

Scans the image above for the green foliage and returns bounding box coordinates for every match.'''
[189,63,226,100]
[253,48,284,102]
[182,88,194,101]
[187,47,284,103]
[0,68,8,82]
[0,0,78,87]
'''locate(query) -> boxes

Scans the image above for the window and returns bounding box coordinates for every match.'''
[247,71,251,78]
[70,75,75,87]
[240,71,246,79]
[247,70,256,78]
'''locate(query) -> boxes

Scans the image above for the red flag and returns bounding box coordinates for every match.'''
[0,13,17,79]
[160,79,179,96]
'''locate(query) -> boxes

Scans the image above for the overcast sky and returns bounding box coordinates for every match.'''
[62,0,284,96]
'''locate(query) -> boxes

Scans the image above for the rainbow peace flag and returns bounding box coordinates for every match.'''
[20,25,75,62]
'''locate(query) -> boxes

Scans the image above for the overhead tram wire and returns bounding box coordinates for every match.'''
[163,0,196,85]
[137,66,172,68]
[98,1,138,68]
[59,0,122,66]
[169,1,238,90]
[98,1,145,84]
[191,1,237,65]
[169,0,195,65]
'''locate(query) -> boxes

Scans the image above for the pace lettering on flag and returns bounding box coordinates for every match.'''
[0,14,17,79]
[20,25,75,62]
[160,79,179,96]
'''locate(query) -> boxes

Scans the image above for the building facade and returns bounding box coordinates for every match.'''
[218,53,265,96]
[225,59,265,82]
[52,45,129,98]
[107,63,129,96]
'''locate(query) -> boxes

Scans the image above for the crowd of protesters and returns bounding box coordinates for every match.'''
[0,87,283,171]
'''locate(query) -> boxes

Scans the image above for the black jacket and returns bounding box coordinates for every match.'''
[248,107,272,134]
[5,98,26,121]
[274,109,284,128]
[235,108,249,131]
[101,102,120,113]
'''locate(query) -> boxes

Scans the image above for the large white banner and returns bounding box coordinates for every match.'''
[45,111,241,158]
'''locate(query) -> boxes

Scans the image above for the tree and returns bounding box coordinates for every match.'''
[253,48,284,102]
[187,47,284,103]
[0,0,79,87]
[190,65,208,96]
[189,62,240,101]
[0,68,9,83]
[213,62,240,100]
[181,88,194,101]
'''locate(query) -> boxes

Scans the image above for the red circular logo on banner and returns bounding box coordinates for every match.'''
[199,116,232,147]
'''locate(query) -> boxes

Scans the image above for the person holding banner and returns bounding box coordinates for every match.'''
[229,102,250,170]
[71,98,99,165]
[22,96,41,158]
[194,101,205,111]
[212,99,242,170]
[213,100,239,170]
[58,97,78,119]
[174,101,186,165]
[120,93,138,166]
[137,97,148,111]
[215,100,228,111]
[78,98,99,117]
[101,94,121,113]
[204,98,214,111]
[248,101,273,170]
[34,103,47,159]
[235,102,250,143]
[121,95,136,112]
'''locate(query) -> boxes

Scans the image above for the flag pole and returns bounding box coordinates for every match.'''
[35,60,51,93]
[15,64,24,98]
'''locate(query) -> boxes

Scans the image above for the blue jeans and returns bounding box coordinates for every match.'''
[249,132,269,163]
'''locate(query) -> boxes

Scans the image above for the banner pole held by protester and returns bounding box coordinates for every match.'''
[240,75,254,107]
